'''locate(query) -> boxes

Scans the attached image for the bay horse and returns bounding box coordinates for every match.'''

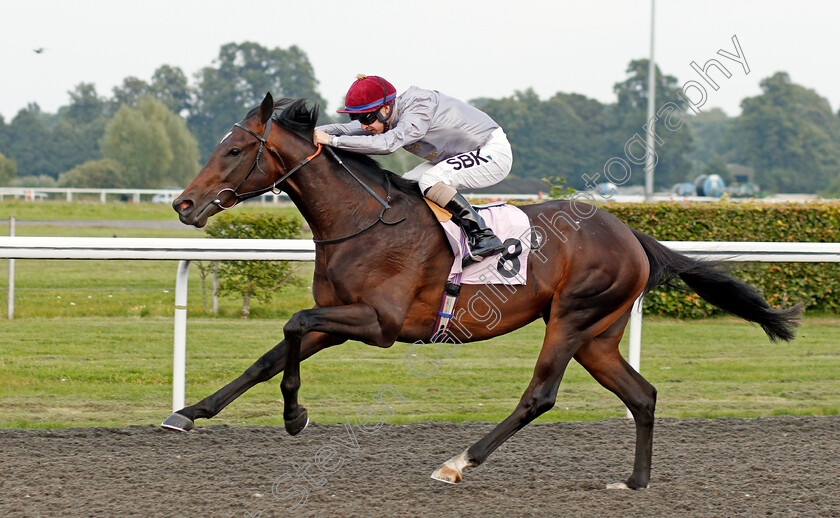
[167,92,801,488]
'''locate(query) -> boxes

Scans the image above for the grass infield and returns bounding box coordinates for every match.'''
[1,317,837,428]
[0,201,837,428]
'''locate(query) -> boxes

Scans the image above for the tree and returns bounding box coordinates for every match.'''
[0,151,16,185]
[101,103,172,187]
[110,66,192,115]
[100,96,199,188]
[110,76,152,110]
[735,72,840,193]
[58,159,125,188]
[151,65,192,114]
[5,105,59,178]
[825,173,840,197]
[65,83,107,125]
[203,211,303,318]
[0,115,9,159]
[607,59,694,189]
[49,83,108,174]
[135,96,199,186]
[479,88,605,187]
[683,108,736,171]
[189,42,328,160]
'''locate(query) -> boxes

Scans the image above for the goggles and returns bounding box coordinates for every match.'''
[351,110,380,125]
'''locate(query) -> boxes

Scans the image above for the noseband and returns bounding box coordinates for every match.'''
[213,118,323,210]
[211,115,400,242]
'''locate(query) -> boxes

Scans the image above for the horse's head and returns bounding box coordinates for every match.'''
[174,92,318,228]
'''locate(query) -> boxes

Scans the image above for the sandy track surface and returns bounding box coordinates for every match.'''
[2,415,838,517]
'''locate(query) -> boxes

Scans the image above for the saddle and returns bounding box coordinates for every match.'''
[423,198,535,342]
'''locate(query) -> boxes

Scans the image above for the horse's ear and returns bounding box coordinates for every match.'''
[259,92,274,124]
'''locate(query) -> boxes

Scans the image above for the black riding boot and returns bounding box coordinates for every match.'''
[446,193,505,266]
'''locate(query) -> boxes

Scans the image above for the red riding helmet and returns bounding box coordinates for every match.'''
[337,74,397,114]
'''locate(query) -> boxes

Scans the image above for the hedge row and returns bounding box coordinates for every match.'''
[596,201,840,317]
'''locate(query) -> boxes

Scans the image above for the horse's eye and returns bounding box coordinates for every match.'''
[227,148,242,157]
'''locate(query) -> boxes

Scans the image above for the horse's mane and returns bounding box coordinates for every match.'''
[246,98,422,199]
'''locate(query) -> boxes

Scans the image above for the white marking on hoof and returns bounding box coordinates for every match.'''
[430,450,472,484]
[430,468,461,484]
[606,481,650,490]
[606,482,630,490]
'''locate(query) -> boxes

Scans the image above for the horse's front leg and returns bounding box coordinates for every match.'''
[280,302,399,436]
[162,332,343,431]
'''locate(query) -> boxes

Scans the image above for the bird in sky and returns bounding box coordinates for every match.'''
[33,48,45,54]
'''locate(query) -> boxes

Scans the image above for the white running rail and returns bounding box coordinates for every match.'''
[1,237,838,414]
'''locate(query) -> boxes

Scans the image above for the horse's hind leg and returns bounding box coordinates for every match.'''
[431,318,581,483]
[574,313,657,489]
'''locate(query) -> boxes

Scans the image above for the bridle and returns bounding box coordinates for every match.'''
[212,114,404,243]
[213,118,323,210]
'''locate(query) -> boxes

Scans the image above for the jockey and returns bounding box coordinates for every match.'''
[314,74,513,264]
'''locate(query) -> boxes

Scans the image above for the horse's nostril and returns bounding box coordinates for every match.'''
[173,198,193,214]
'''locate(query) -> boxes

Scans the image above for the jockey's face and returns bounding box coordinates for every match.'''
[360,105,391,135]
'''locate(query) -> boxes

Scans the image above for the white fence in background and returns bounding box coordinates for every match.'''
[0,187,290,204]
[1,237,838,415]
[3,186,835,204]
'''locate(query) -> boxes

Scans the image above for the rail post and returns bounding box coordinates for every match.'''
[626,295,644,418]
[7,215,14,319]
[172,260,190,411]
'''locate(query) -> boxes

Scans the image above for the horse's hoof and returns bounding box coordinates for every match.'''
[431,450,472,484]
[606,481,649,490]
[161,412,194,432]
[430,465,462,484]
[284,410,309,436]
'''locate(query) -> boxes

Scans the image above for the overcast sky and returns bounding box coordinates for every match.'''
[1,0,837,120]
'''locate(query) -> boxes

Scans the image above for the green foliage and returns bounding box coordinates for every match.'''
[58,159,125,188]
[54,83,108,172]
[135,96,199,186]
[541,176,577,199]
[600,201,840,316]
[0,151,16,185]
[65,83,108,125]
[684,108,736,170]
[479,61,694,190]
[480,88,606,188]
[608,59,694,188]
[110,65,192,114]
[736,72,840,193]
[825,174,840,197]
[101,104,171,187]
[4,106,55,178]
[203,211,304,317]
[100,96,198,188]
[4,46,840,197]
[188,42,329,161]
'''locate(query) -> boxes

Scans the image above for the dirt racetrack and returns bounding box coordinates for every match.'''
[2,415,838,517]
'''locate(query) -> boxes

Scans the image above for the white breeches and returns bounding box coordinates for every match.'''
[402,128,513,194]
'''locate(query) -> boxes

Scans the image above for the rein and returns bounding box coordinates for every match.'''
[214,116,405,243]
[312,171,406,245]
[213,118,321,209]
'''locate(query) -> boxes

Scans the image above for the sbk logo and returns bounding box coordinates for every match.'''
[445,149,490,170]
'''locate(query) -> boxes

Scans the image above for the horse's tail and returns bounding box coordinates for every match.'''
[630,228,802,342]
